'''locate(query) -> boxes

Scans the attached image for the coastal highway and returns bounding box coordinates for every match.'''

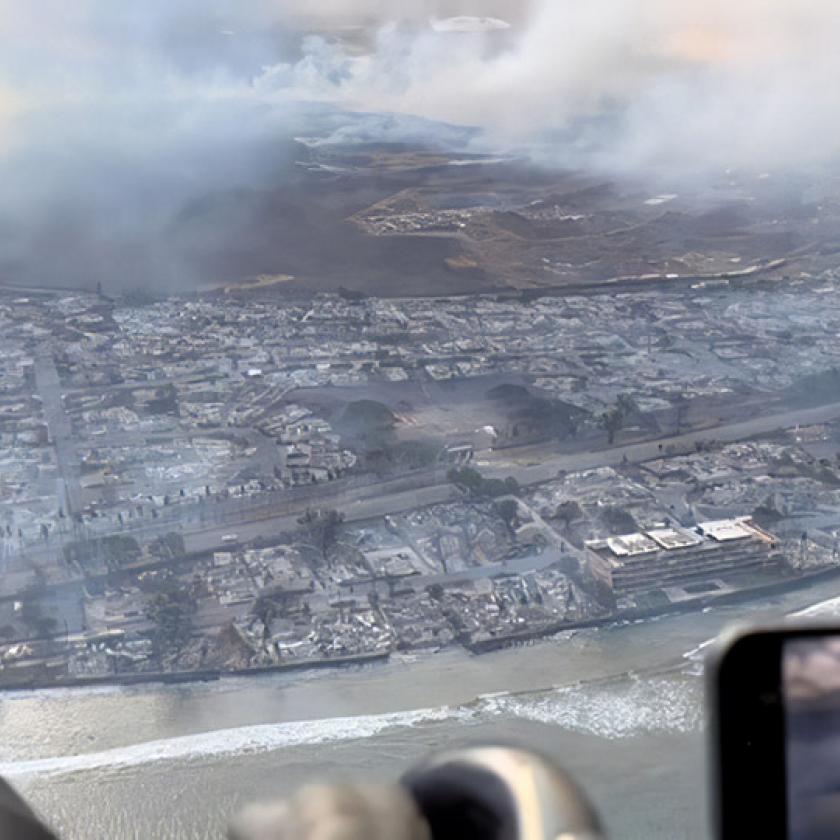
[482,398,840,482]
[183,483,454,553]
[178,397,840,554]
[8,397,840,593]
[35,352,84,517]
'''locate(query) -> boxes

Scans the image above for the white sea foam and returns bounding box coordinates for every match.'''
[678,592,840,676]
[477,676,703,739]
[1,668,707,780]
[0,705,472,781]
[682,637,715,664]
[20,593,840,781]
[791,595,840,619]
[38,598,840,779]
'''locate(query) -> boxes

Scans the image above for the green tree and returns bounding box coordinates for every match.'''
[146,582,195,655]
[600,505,638,534]
[447,467,520,500]
[494,498,520,535]
[426,583,445,602]
[600,406,624,445]
[556,500,583,528]
[447,466,482,494]
[616,393,638,418]
[252,595,278,641]
[297,509,345,561]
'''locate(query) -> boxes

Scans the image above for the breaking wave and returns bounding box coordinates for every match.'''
[20,591,840,781]
[680,591,840,676]
[476,674,703,739]
[0,705,473,781]
[790,595,840,619]
[1,668,707,781]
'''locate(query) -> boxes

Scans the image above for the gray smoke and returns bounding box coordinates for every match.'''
[0,0,837,291]
[255,0,840,173]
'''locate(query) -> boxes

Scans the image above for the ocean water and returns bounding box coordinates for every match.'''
[3,578,840,839]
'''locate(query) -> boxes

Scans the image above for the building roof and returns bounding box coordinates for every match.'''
[696,518,755,542]
[647,527,703,550]
[606,533,659,557]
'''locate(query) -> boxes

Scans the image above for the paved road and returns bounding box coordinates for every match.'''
[62,370,225,396]
[35,352,83,517]
[482,399,840,483]
[184,483,454,553]
[175,399,840,554]
[11,397,840,595]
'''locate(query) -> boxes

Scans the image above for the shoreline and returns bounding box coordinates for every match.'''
[0,650,389,694]
[468,564,840,653]
[4,563,839,695]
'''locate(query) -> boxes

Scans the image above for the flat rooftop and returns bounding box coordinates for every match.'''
[587,519,775,568]
[606,533,659,557]
[647,527,703,550]
[697,518,756,542]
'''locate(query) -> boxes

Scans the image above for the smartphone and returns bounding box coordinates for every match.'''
[710,624,840,840]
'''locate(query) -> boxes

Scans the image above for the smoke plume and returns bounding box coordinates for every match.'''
[0,0,836,290]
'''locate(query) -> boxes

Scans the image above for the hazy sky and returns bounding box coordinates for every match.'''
[266,0,840,172]
[0,1,837,289]
[2,1,838,169]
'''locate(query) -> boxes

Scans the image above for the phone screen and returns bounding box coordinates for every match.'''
[784,635,840,839]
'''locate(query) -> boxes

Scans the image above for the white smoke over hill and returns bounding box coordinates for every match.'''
[0,0,840,174]
[2,0,838,172]
[252,0,840,173]
[0,0,836,289]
